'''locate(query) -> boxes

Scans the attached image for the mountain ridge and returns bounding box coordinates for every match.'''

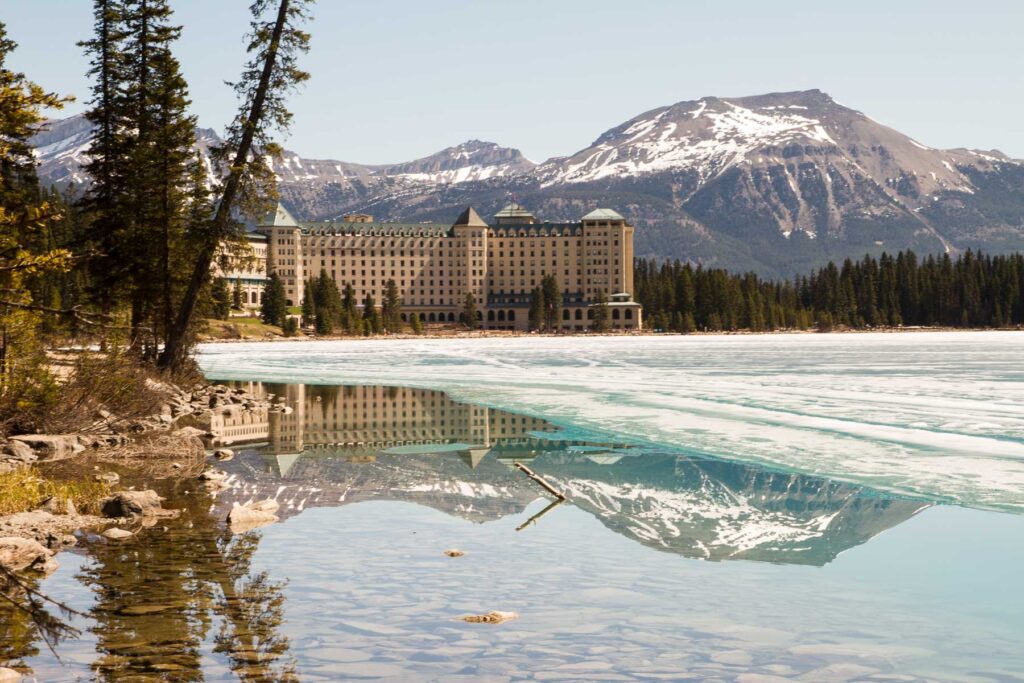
[30,89,1024,277]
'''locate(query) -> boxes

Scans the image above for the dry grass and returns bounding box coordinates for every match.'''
[202,317,283,341]
[97,433,207,478]
[0,467,112,517]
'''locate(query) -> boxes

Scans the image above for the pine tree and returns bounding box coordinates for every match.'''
[591,291,610,332]
[0,23,73,406]
[341,282,359,334]
[541,274,561,331]
[300,280,316,327]
[361,292,382,334]
[462,292,478,330]
[260,272,287,326]
[312,270,340,334]
[410,314,423,335]
[528,286,544,331]
[231,278,243,309]
[210,277,231,319]
[79,0,130,316]
[160,0,312,370]
[381,279,402,332]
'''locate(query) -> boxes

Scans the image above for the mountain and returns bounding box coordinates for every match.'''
[213,446,925,566]
[30,91,1024,277]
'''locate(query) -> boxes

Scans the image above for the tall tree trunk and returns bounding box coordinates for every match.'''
[158,0,292,371]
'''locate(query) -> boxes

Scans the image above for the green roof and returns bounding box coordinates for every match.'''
[262,202,299,227]
[299,222,450,237]
[581,208,625,221]
[494,203,535,219]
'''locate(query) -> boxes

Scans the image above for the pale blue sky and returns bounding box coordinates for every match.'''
[5,0,1022,163]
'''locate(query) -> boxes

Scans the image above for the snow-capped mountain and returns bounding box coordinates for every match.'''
[214,446,924,566]
[531,453,927,565]
[29,90,1024,276]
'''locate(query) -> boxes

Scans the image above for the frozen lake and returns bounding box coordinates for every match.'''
[6,332,1023,682]
[200,331,1024,513]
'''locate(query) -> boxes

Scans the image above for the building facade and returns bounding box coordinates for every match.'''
[237,203,641,331]
[214,233,268,312]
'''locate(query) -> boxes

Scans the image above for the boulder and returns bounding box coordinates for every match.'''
[102,527,133,540]
[8,434,83,461]
[227,504,278,533]
[0,537,57,574]
[101,490,165,518]
[0,666,22,682]
[172,426,207,439]
[1,439,35,462]
[214,448,234,461]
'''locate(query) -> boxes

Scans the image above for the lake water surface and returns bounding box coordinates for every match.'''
[3,333,1024,682]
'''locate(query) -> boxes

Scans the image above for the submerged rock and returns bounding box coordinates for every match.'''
[444,549,465,558]
[101,490,175,519]
[94,471,120,485]
[214,448,234,461]
[227,503,278,533]
[102,527,133,540]
[460,611,518,624]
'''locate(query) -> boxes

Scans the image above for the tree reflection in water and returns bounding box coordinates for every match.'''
[74,477,296,682]
[214,532,297,683]
[0,567,81,671]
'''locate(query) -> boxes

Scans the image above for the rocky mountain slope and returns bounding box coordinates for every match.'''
[31,90,1024,277]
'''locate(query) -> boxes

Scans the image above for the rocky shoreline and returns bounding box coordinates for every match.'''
[0,381,274,576]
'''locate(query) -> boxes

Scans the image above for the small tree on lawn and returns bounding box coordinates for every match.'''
[261,272,288,326]
[211,277,232,320]
[528,286,544,331]
[591,290,610,332]
[462,292,478,330]
[542,274,561,331]
[381,279,402,332]
[300,280,316,327]
[362,292,382,334]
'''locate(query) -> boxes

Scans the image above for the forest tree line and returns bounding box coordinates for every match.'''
[635,250,1024,332]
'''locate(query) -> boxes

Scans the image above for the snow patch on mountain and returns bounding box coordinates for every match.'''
[541,99,839,186]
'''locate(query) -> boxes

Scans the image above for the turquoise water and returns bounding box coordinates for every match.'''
[4,333,1024,681]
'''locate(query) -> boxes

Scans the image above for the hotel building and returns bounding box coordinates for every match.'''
[230,203,642,331]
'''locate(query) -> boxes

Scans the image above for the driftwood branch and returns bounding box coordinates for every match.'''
[513,461,567,501]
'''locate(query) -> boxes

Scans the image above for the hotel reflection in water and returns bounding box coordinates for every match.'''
[213,382,561,468]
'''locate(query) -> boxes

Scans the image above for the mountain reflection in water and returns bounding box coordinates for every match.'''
[214,382,928,566]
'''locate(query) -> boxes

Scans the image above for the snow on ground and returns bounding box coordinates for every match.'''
[199,332,1024,513]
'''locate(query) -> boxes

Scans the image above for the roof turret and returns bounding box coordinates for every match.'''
[452,206,488,227]
[261,202,299,227]
[581,208,626,222]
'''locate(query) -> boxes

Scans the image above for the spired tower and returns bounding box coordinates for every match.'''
[581,208,634,300]
[452,207,489,321]
[263,203,304,306]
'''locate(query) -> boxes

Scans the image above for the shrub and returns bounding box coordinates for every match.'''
[0,467,112,516]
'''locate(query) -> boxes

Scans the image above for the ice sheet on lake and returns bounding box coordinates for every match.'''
[200,332,1024,513]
